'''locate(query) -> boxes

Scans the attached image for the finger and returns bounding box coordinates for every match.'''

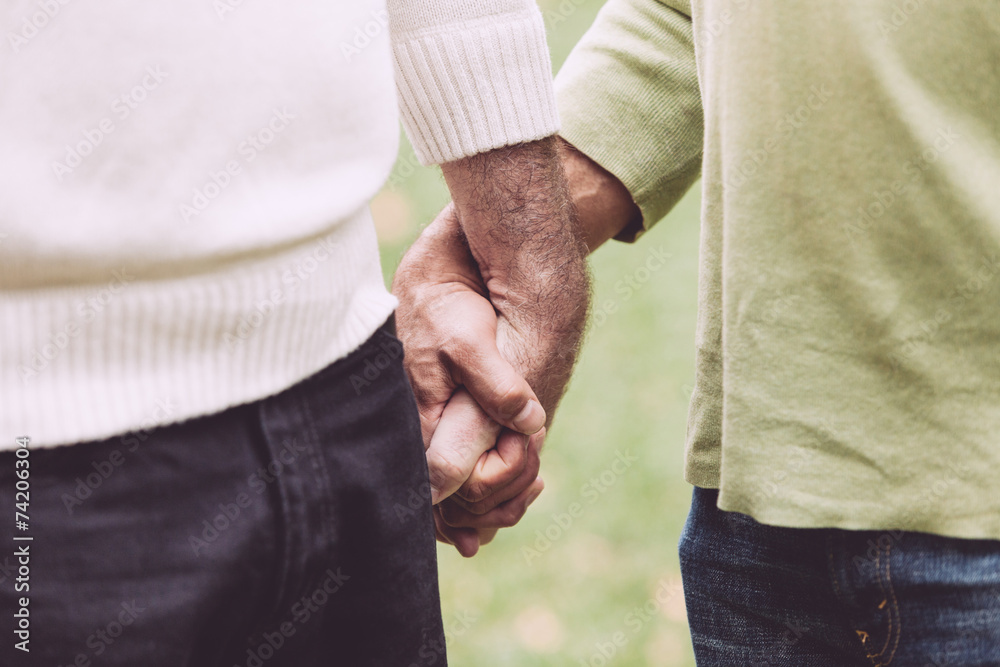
[455,428,544,511]
[439,476,544,530]
[425,389,502,504]
[433,508,454,545]
[448,339,546,435]
[454,428,529,505]
[403,359,453,448]
[477,528,500,547]
[434,507,481,558]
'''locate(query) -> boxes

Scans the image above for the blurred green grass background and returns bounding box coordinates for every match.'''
[373,2,701,664]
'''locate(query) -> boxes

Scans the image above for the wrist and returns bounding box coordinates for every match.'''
[557,136,643,253]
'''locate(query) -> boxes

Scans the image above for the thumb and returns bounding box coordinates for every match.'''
[425,389,502,504]
[454,339,546,436]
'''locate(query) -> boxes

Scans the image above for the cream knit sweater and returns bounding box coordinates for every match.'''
[0,0,558,448]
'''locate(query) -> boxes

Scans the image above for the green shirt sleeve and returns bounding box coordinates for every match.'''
[555,0,703,241]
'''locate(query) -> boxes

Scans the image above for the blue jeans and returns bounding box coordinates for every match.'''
[679,487,1000,666]
[0,319,446,666]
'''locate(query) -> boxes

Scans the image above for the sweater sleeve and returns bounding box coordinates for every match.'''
[387,0,560,165]
[555,0,703,240]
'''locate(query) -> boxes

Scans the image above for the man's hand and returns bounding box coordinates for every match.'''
[432,423,547,558]
[393,136,640,555]
[394,206,538,500]
[395,134,591,481]
[437,136,592,425]
[393,204,564,556]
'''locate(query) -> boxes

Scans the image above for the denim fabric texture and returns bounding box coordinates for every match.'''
[680,487,1000,666]
[0,319,446,667]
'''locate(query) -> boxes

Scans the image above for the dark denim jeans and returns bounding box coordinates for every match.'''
[0,319,446,667]
[679,487,1000,666]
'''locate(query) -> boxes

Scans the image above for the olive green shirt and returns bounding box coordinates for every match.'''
[556,0,1000,539]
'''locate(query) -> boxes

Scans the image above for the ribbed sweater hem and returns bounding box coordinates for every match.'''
[0,208,397,449]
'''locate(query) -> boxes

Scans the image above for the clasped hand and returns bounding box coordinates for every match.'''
[393,198,587,556]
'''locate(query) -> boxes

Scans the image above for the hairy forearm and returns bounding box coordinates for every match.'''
[441,136,588,318]
[440,137,591,416]
[440,134,639,277]
[436,135,642,412]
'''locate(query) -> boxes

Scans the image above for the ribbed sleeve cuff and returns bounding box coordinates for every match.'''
[391,8,560,165]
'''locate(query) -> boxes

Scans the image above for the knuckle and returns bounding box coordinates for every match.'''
[523,454,541,478]
[438,502,464,527]
[449,494,494,516]
[426,450,468,492]
[407,360,448,394]
[459,477,497,504]
[497,505,524,528]
[492,380,526,420]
